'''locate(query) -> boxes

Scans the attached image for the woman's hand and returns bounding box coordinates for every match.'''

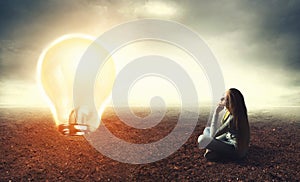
[215,104,224,114]
[215,96,226,114]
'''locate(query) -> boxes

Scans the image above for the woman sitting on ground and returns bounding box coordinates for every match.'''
[198,88,250,161]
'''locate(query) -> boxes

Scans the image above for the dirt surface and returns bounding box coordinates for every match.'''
[1,107,300,181]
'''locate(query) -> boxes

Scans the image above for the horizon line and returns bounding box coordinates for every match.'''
[1,104,300,109]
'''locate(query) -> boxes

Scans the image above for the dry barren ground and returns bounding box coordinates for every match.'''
[1,107,299,181]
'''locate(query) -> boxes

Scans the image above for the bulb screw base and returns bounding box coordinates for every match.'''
[57,124,89,136]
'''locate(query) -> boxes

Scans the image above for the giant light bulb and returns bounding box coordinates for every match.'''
[37,34,115,135]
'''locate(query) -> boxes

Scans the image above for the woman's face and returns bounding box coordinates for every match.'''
[219,91,230,109]
[225,91,230,110]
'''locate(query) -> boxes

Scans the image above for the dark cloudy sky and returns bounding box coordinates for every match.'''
[0,0,299,107]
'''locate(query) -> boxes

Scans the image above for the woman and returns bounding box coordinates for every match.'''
[198,88,250,161]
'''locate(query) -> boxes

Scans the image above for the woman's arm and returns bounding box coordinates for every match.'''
[214,116,232,137]
[209,111,220,137]
[209,105,225,137]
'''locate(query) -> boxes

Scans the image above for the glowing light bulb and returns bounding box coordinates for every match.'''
[37,34,115,135]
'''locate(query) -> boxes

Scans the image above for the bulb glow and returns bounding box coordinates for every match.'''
[37,34,115,135]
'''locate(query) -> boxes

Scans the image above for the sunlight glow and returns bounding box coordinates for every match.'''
[134,1,178,17]
[37,34,115,129]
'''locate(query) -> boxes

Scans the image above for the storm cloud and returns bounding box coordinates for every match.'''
[0,0,299,106]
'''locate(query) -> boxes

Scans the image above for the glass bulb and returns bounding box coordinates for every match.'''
[37,34,115,135]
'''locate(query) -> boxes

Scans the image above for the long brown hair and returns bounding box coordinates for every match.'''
[226,88,248,130]
[227,88,250,156]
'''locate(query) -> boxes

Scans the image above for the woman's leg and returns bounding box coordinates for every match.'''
[198,134,237,161]
[197,127,211,149]
[206,138,236,155]
[205,137,237,161]
[197,134,213,149]
[198,133,236,161]
[204,140,236,161]
[203,127,210,136]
